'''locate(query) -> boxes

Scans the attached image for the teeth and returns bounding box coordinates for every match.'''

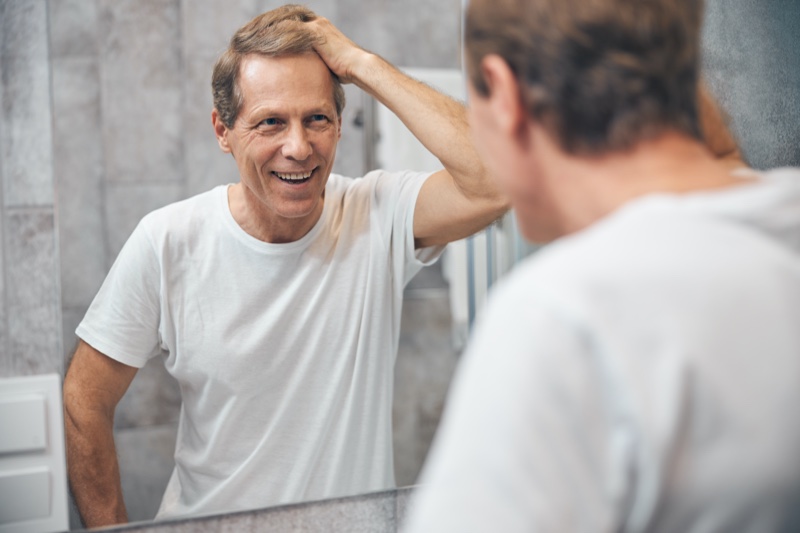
[274,171,312,181]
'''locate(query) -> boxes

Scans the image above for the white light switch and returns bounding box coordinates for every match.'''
[0,395,47,455]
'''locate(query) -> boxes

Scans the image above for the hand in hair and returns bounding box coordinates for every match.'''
[306,17,371,85]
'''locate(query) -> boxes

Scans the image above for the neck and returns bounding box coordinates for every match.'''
[227,183,323,243]
[533,130,750,238]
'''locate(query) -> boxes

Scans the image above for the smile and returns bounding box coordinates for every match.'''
[273,170,313,183]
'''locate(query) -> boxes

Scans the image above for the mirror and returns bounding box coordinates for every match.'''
[46,0,466,529]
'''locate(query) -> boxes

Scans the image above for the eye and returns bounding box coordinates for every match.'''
[260,117,280,127]
[309,114,327,123]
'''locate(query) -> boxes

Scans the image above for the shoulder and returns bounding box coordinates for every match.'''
[139,185,225,240]
[326,170,432,206]
[492,202,713,321]
[329,169,431,189]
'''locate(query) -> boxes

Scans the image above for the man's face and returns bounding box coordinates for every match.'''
[217,52,342,233]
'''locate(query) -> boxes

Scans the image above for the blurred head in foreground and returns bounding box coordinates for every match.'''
[464,0,706,241]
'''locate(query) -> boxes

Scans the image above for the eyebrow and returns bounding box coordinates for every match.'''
[244,103,334,124]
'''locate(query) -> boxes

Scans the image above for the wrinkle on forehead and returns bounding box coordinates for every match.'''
[236,53,337,118]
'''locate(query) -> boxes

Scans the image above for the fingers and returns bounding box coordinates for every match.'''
[305,17,365,84]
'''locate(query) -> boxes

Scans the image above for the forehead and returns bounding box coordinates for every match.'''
[237,53,336,115]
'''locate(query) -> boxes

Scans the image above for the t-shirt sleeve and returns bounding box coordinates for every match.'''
[403,279,619,532]
[76,217,163,368]
[366,169,445,287]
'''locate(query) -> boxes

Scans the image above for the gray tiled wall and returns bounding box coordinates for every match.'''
[0,0,63,377]
[702,0,800,167]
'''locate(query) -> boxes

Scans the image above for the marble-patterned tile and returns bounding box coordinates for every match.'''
[52,56,107,308]
[0,204,6,376]
[116,423,179,522]
[48,0,100,58]
[183,133,239,197]
[5,209,59,313]
[3,209,62,376]
[333,85,366,178]
[98,0,183,184]
[103,182,185,264]
[180,0,338,64]
[182,57,240,197]
[337,0,389,59]
[0,0,48,61]
[405,261,448,291]
[114,355,182,430]
[61,305,86,363]
[384,0,461,69]
[178,0,339,76]
[1,2,52,220]
[766,109,800,167]
[0,53,55,207]
[701,0,747,69]
[301,0,338,22]
[5,302,62,376]
[180,0,268,61]
[701,0,800,168]
[393,293,457,487]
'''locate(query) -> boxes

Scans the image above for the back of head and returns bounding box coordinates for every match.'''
[212,4,346,128]
[465,0,703,155]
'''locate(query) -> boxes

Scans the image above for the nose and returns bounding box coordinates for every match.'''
[281,124,313,161]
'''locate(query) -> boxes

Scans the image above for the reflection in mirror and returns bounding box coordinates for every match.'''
[0,0,793,531]
[49,0,468,530]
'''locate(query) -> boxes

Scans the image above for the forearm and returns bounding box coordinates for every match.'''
[350,54,493,198]
[310,16,507,245]
[64,397,128,527]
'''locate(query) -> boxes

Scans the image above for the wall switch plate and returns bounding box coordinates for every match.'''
[0,395,47,454]
[0,375,68,533]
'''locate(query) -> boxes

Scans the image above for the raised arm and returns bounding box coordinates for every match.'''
[63,340,138,528]
[308,18,509,248]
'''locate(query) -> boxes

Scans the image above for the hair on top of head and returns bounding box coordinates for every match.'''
[212,4,346,128]
[230,4,317,56]
[465,0,703,155]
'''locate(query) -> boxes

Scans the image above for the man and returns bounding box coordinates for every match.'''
[404,0,800,531]
[63,5,507,528]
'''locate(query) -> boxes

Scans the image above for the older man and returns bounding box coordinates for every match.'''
[63,5,507,528]
[405,0,800,531]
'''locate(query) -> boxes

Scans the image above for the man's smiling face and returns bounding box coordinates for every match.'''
[216,52,342,240]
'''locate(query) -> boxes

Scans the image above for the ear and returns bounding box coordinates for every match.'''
[480,55,527,140]
[211,109,232,154]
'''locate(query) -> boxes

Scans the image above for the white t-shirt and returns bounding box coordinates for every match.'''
[404,168,800,532]
[77,171,443,519]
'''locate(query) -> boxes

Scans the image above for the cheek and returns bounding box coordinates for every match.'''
[317,130,340,160]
